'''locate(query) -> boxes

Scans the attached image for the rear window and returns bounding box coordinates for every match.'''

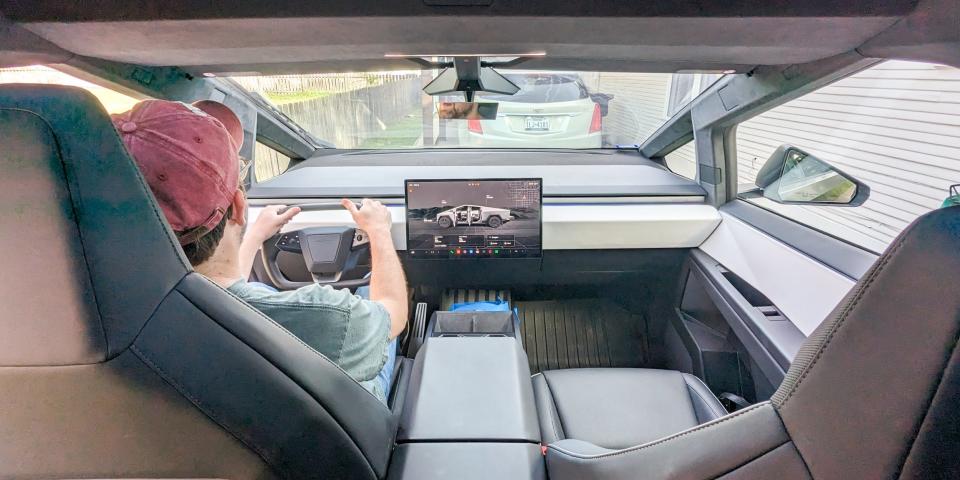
[480,74,587,103]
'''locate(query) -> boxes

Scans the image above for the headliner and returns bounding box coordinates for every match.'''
[1,0,956,74]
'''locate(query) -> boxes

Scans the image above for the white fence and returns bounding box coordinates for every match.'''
[233,72,417,95]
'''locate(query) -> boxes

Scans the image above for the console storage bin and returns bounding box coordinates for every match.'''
[427,310,519,337]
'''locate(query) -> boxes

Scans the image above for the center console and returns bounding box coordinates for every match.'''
[388,178,547,479]
[389,311,545,480]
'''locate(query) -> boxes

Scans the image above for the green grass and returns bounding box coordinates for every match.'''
[263,90,331,105]
[358,112,424,149]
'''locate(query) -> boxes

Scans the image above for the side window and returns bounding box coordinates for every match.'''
[735,60,960,253]
[0,66,140,113]
[666,73,722,117]
[254,141,291,182]
[658,73,724,180]
[664,141,697,180]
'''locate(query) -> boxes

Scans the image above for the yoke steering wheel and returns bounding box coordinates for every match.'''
[260,202,372,290]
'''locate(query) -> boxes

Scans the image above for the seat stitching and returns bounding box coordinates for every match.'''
[547,402,768,460]
[176,276,391,476]
[154,287,383,479]
[775,233,909,406]
[183,275,385,404]
[684,376,730,417]
[129,344,282,476]
[704,441,794,479]
[91,100,191,271]
[540,374,565,442]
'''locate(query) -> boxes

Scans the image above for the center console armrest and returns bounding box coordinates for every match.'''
[389,443,546,480]
[398,336,541,442]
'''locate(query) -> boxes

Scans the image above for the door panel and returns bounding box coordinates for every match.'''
[666,250,807,402]
[699,209,860,335]
[666,201,882,402]
[720,200,876,280]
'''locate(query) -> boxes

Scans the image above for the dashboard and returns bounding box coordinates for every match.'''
[253,177,721,290]
[248,151,721,252]
[249,153,724,288]
[251,202,721,251]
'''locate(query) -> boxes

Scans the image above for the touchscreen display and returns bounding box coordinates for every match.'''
[405,179,542,259]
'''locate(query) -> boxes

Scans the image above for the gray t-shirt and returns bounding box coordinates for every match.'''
[228,279,392,402]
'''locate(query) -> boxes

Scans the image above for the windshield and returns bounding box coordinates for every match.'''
[233,69,723,149]
[479,74,587,103]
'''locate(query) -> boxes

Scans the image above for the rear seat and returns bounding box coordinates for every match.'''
[532,368,726,449]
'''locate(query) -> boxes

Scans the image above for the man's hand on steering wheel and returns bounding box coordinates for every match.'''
[341,198,391,235]
[248,204,302,245]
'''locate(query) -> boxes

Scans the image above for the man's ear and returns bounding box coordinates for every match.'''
[229,189,247,226]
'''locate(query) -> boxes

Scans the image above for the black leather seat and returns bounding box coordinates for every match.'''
[543,206,960,479]
[533,368,726,449]
[0,85,404,479]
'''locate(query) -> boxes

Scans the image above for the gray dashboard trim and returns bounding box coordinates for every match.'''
[247,186,706,199]
[247,149,705,199]
[248,196,707,206]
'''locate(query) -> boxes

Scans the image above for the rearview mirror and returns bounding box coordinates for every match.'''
[437,102,499,120]
[750,145,870,206]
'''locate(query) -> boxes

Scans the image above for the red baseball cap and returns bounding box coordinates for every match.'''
[112,100,243,245]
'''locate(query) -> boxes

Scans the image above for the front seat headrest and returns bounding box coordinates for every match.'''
[0,85,190,366]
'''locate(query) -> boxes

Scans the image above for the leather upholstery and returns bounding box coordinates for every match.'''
[0,88,189,366]
[533,368,726,448]
[771,205,960,479]
[546,403,808,480]
[545,206,960,479]
[0,85,397,479]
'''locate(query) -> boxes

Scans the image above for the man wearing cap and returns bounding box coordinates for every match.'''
[112,100,407,404]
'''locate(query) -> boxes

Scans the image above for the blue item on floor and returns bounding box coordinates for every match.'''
[450,299,511,312]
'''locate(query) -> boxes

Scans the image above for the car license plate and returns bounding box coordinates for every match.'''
[524,116,549,131]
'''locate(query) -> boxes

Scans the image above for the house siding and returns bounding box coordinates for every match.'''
[595,73,672,146]
[736,60,960,252]
[594,61,960,252]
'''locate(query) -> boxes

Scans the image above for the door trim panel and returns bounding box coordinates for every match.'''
[699,212,856,335]
[688,250,807,383]
[721,200,878,280]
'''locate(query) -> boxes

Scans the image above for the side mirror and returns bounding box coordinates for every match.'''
[748,145,870,206]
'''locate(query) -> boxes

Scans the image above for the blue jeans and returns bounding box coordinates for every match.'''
[248,282,397,399]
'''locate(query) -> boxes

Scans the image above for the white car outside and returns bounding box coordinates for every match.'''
[453,73,603,148]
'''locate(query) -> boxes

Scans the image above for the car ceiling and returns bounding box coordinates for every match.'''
[0,0,957,74]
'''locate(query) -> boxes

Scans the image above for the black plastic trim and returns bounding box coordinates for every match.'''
[688,249,807,384]
[721,199,878,280]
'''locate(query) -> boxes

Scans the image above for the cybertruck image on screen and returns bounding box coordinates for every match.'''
[433,205,515,229]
